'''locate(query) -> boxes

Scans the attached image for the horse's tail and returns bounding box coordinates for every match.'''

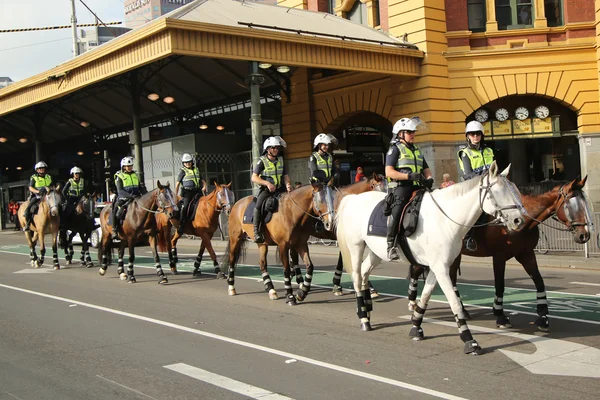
[335,195,353,275]
[219,236,247,270]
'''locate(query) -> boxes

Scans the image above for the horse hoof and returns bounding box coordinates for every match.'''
[34,260,41,269]
[171,267,179,275]
[535,316,550,332]
[99,268,107,276]
[295,292,305,302]
[216,272,225,279]
[268,289,278,300]
[53,266,60,270]
[158,277,168,284]
[361,322,372,331]
[119,273,127,281]
[66,260,72,265]
[408,301,417,312]
[332,285,343,296]
[369,289,380,299]
[496,316,512,329]
[228,288,237,296]
[192,269,201,276]
[409,326,424,340]
[286,295,297,306]
[86,262,94,268]
[128,277,137,284]
[464,340,483,355]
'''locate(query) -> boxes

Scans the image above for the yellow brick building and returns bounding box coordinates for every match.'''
[277,0,600,205]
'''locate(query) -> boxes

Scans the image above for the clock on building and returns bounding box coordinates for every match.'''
[534,105,550,119]
[495,108,509,122]
[474,109,489,122]
[515,106,529,120]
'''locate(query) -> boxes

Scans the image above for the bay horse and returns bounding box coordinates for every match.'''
[222,182,336,305]
[335,162,526,355]
[97,181,178,284]
[408,176,592,332]
[288,174,387,295]
[155,182,235,277]
[17,186,62,269]
[59,194,99,268]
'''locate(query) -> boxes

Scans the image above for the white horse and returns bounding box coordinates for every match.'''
[336,161,526,355]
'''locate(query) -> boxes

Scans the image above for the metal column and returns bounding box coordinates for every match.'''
[33,105,43,162]
[130,70,144,183]
[70,0,79,57]
[246,62,265,195]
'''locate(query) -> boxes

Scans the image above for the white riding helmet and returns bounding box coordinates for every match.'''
[182,153,193,163]
[465,120,484,134]
[70,166,83,175]
[34,161,48,170]
[313,133,338,148]
[263,136,287,151]
[392,117,422,134]
[120,156,134,167]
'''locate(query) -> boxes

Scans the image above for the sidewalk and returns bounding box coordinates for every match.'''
[175,237,600,271]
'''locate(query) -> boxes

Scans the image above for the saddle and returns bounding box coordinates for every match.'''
[108,198,134,226]
[175,193,202,220]
[242,193,281,225]
[367,190,425,238]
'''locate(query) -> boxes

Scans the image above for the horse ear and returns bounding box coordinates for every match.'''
[55,183,61,191]
[165,181,170,187]
[157,180,163,189]
[580,175,588,187]
[227,181,232,187]
[499,163,511,178]
[213,181,219,188]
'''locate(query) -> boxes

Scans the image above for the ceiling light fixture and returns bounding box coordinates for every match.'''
[216,125,225,131]
[5,167,8,171]
[199,123,208,130]
[19,138,28,143]
[147,93,160,101]
[258,62,272,69]
[0,137,7,143]
[80,121,90,128]
[276,65,290,73]
[77,151,84,156]
[163,96,175,104]
[93,151,100,155]
[16,166,22,170]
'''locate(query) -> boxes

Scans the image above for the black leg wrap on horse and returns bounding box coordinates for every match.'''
[364,288,373,313]
[356,292,368,320]
[411,304,426,326]
[536,291,549,316]
[262,272,274,292]
[493,295,504,317]
[456,315,474,343]
[408,278,418,301]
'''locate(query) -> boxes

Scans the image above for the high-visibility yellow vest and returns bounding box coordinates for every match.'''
[458,146,494,175]
[114,171,140,192]
[31,174,52,189]
[67,178,85,197]
[312,151,332,178]
[259,156,284,187]
[181,167,201,189]
[388,143,424,186]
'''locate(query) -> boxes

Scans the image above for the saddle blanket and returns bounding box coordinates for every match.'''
[367,200,388,237]
[242,198,276,225]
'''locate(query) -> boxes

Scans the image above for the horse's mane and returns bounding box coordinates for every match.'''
[518,181,566,197]
[434,175,481,198]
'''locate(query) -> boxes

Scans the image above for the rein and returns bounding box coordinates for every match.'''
[526,184,590,232]
[136,189,175,215]
[288,190,323,221]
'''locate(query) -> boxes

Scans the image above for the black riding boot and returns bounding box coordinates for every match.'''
[253,208,264,243]
[111,210,119,240]
[386,216,400,261]
[314,220,324,233]
[178,208,187,235]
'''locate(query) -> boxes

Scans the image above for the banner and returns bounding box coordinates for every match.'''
[533,117,553,133]
[492,120,511,136]
[512,119,532,135]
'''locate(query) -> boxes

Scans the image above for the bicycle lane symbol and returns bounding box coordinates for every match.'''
[509,297,600,321]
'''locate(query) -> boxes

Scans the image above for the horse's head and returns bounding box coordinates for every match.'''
[44,185,62,217]
[311,180,336,231]
[479,162,526,233]
[553,176,593,244]
[214,182,235,216]
[156,180,178,218]
[76,192,95,215]
[368,173,387,192]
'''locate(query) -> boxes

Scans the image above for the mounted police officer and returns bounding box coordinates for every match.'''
[251,136,292,243]
[385,117,433,260]
[111,156,146,239]
[309,133,338,232]
[175,153,206,235]
[62,166,86,219]
[23,161,53,232]
[458,120,495,251]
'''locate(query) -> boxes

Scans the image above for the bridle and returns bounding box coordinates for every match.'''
[138,188,177,216]
[289,184,335,222]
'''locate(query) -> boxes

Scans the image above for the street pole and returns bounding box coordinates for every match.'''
[130,70,144,183]
[246,61,265,196]
[104,150,111,202]
[71,0,79,57]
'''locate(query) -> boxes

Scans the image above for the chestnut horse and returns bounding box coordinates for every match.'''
[222,182,336,305]
[289,174,387,294]
[97,181,178,284]
[408,176,592,332]
[155,182,235,276]
[17,186,62,269]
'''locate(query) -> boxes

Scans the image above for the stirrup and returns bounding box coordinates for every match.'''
[254,231,264,243]
[465,237,477,251]
[387,247,400,261]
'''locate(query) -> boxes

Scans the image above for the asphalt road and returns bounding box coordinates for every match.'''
[1,232,600,400]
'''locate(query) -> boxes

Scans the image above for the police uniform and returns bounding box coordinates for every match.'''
[385,141,429,250]
[252,155,287,240]
[62,177,86,216]
[23,173,53,229]
[111,170,146,236]
[308,151,337,184]
[458,145,494,180]
[176,165,203,230]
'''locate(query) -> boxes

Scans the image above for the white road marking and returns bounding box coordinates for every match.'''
[0,283,466,400]
[164,363,293,400]
[95,375,159,399]
[13,269,52,274]
[3,392,24,400]
[570,281,600,287]
[399,316,600,378]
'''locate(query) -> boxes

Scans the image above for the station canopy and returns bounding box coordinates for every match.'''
[0,0,423,155]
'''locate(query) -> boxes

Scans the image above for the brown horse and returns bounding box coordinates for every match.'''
[155,182,235,276]
[289,174,387,294]
[223,182,336,305]
[97,181,178,284]
[17,186,62,269]
[408,176,592,332]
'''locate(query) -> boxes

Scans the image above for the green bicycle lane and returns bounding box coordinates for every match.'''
[2,244,600,324]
